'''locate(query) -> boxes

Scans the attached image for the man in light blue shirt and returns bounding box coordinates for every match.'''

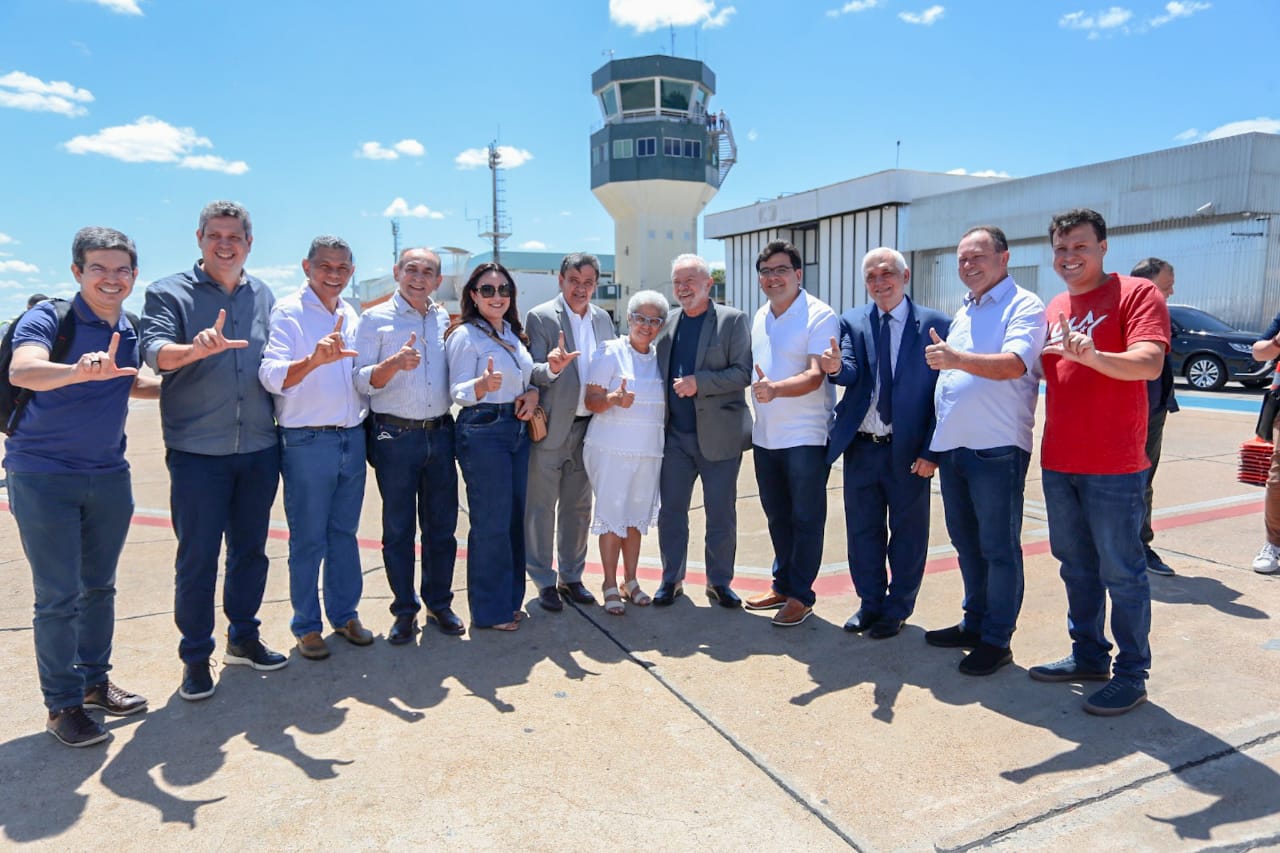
[259,235,370,661]
[924,225,1046,676]
[353,247,461,643]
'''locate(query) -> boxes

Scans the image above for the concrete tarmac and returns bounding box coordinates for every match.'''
[0,385,1277,851]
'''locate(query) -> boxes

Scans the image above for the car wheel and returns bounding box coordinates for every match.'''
[1185,354,1227,391]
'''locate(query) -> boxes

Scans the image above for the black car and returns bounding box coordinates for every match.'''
[1168,305,1274,391]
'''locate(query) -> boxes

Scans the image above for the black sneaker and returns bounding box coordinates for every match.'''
[179,660,216,701]
[224,637,289,671]
[958,642,1013,676]
[1145,548,1175,577]
[83,680,148,716]
[47,706,109,748]
[924,624,981,649]
[1084,678,1148,716]
[1028,655,1110,683]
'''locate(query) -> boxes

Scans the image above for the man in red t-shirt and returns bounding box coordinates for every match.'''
[1029,208,1169,717]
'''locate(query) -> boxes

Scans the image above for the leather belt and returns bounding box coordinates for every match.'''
[290,425,348,432]
[855,431,893,444]
[374,413,452,431]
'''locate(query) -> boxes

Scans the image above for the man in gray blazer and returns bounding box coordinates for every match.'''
[525,253,618,611]
[653,254,753,607]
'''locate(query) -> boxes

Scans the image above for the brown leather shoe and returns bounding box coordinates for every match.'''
[335,618,374,646]
[772,599,814,627]
[744,589,787,611]
[296,631,330,660]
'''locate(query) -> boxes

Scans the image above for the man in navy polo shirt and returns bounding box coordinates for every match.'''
[6,226,159,747]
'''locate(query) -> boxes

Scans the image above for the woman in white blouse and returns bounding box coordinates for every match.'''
[445,263,540,631]
[582,290,669,615]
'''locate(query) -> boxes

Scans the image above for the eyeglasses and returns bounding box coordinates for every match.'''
[758,265,796,279]
[629,312,664,328]
[476,283,514,298]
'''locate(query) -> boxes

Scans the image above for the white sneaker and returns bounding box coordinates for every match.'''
[1251,542,1280,574]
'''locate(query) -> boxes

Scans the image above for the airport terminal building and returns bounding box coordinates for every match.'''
[706,132,1280,331]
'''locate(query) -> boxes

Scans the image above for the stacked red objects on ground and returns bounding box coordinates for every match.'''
[1239,437,1274,486]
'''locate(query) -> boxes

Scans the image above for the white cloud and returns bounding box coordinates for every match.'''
[827,0,882,17]
[383,197,445,219]
[0,260,39,274]
[1174,128,1200,141]
[247,264,303,296]
[63,116,249,173]
[560,210,572,217]
[88,0,143,14]
[1150,1,1210,27]
[0,71,95,117]
[899,5,944,25]
[179,154,250,175]
[393,139,425,156]
[0,233,15,245]
[520,240,547,250]
[946,167,1011,178]
[357,138,425,160]
[455,145,534,170]
[0,279,27,291]
[1059,7,1133,37]
[609,0,736,32]
[1175,117,1280,143]
[747,129,759,142]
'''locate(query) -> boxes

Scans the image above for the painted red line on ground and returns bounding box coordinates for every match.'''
[2,496,1264,598]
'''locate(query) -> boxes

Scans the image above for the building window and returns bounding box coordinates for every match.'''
[613,139,633,159]
[666,230,674,240]
[600,87,619,117]
[637,137,656,157]
[663,138,681,156]
[660,80,693,112]
[683,140,701,159]
[592,146,600,166]
[619,79,655,112]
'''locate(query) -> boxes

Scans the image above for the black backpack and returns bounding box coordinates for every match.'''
[0,298,139,435]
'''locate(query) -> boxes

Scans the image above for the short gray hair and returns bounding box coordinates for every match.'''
[72,226,137,270]
[198,200,253,239]
[863,247,907,276]
[671,253,710,278]
[627,289,670,323]
[560,252,601,278]
[308,235,354,263]
[397,246,440,269]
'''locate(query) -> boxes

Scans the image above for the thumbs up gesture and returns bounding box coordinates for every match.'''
[547,330,581,375]
[388,331,421,372]
[311,314,360,365]
[820,335,842,375]
[923,326,958,370]
[752,363,777,404]
[479,355,504,393]
[612,377,635,409]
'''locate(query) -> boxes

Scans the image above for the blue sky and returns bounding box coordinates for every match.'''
[0,0,1276,320]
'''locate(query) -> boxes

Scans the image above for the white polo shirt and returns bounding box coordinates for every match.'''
[750,288,839,449]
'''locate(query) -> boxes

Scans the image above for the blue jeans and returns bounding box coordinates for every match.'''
[8,470,133,712]
[370,419,458,617]
[658,428,742,586]
[1042,469,1152,684]
[168,446,280,663]
[753,444,829,607]
[279,427,367,637]
[455,404,529,627]
[939,446,1031,647]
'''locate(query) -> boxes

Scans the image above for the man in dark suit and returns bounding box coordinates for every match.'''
[653,254,753,608]
[525,253,618,611]
[824,247,950,639]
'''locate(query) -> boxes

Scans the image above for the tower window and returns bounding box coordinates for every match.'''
[663,138,681,156]
[637,137,656,157]
[613,139,633,159]
[683,140,701,158]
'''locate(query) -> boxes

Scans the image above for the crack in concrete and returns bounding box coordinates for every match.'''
[934,729,1280,852]
[562,598,865,851]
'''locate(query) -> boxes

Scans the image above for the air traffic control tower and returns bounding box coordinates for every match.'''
[590,55,735,302]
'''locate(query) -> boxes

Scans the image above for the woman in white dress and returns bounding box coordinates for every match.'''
[583,290,669,615]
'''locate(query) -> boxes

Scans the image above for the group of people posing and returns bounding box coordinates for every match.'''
[7,200,1176,749]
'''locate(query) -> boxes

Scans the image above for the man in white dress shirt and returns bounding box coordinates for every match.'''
[259,236,371,661]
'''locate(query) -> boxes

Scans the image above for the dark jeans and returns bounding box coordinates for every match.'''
[371,420,458,617]
[167,446,280,663]
[842,440,933,620]
[455,405,529,627]
[1043,469,1152,684]
[938,446,1031,647]
[8,469,132,712]
[1142,408,1166,547]
[753,444,829,607]
[657,428,742,586]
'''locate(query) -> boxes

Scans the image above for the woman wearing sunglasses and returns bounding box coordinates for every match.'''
[582,290,669,615]
[445,263,540,631]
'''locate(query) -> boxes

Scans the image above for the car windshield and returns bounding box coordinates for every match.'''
[1170,306,1239,334]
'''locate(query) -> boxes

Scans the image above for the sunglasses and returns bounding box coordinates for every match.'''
[475,283,514,298]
